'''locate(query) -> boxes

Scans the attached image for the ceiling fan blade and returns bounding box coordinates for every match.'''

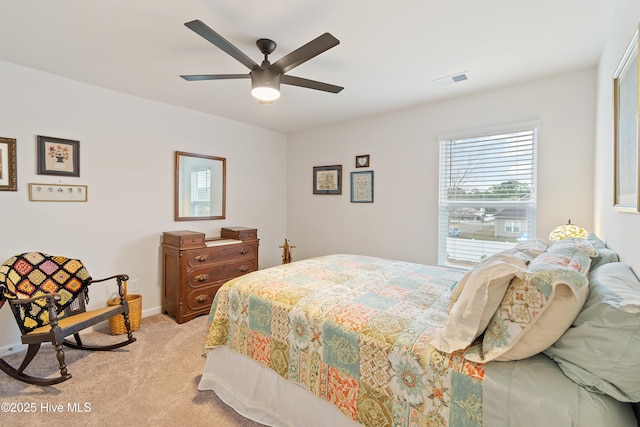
[271,33,339,74]
[281,75,343,93]
[184,20,259,71]
[180,74,250,81]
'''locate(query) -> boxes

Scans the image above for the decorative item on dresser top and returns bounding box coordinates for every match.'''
[279,238,296,264]
[161,227,258,324]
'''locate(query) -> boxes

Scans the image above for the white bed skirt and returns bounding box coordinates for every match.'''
[198,346,362,427]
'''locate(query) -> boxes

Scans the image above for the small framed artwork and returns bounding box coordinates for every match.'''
[351,170,374,203]
[29,183,88,202]
[313,165,342,195]
[0,137,17,191]
[37,135,80,177]
[613,25,639,212]
[355,154,370,168]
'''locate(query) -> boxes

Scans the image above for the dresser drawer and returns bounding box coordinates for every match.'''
[185,284,222,312]
[187,259,257,287]
[186,243,256,268]
[163,230,205,249]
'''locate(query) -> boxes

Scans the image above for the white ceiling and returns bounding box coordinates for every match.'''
[0,1,616,134]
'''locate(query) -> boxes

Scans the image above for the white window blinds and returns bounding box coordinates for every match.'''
[438,128,537,267]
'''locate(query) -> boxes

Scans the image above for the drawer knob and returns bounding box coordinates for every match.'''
[195,274,210,281]
[195,294,209,303]
[195,255,210,262]
[239,248,248,255]
[238,265,248,272]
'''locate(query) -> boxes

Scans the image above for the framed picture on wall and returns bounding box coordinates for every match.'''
[29,183,88,202]
[37,135,80,177]
[355,154,370,168]
[613,25,639,212]
[0,137,17,191]
[351,170,374,203]
[313,165,342,195]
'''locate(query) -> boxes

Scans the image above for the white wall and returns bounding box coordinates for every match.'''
[594,0,640,274]
[287,68,597,265]
[0,60,287,351]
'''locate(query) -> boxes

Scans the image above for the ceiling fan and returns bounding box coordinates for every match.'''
[180,20,344,102]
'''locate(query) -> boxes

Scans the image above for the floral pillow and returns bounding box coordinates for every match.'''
[433,253,528,353]
[464,241,592,363]
[447,239,548,310]
[546,237,597,258]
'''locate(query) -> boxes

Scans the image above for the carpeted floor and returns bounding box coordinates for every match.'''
[0,313,265,427]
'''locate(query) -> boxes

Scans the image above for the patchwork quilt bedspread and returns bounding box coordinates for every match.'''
[204,254,488,427]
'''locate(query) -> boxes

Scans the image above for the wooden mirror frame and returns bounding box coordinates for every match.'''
[174,151,226,221]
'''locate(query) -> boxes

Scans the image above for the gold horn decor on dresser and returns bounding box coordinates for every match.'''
[161,227,258,324]
[279,239,296,264]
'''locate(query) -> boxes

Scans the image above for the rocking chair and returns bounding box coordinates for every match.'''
[0,252,136,386]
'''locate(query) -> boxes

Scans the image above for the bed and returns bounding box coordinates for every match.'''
[198,236,640,427]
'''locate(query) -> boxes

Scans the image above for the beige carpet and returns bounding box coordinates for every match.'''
[0,313,265,427]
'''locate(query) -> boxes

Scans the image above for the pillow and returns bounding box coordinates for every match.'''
[587,232,607,250]
[447,239,548,309]
[433,253,528,353]
[586,233,619,271]
[447,268,472,311]
[464,243,591,363]
[544,262,640,402]
[547,237,598,258]
[503,238,550,259]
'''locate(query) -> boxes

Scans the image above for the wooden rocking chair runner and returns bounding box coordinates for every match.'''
[0,252,136,386]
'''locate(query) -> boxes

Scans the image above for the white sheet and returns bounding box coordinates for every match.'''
[198,346,361,427]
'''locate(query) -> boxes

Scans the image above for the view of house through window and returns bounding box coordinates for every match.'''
[438,128,537,268]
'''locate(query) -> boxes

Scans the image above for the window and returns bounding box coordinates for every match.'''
[190,168,212,216]
[438,127,537,268]
[505,221,521,233]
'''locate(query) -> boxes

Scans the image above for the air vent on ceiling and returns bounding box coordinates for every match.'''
[433,72,469,86]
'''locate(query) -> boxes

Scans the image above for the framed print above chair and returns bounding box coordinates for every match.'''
[37,135,80,177]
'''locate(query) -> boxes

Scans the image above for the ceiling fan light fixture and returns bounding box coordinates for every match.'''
[251,69,281,101]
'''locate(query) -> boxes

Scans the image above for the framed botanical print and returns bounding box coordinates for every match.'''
[37,135,80,177]
[313,165,342,195]
[351,170,374,203]
[0,137,17,191]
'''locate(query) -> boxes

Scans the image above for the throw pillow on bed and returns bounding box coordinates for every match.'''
[447,238,549,309]
[544,262,640,402]
[433,253,529,353]
[464,238,595,363]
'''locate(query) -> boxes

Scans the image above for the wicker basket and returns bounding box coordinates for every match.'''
[107,284,142,335]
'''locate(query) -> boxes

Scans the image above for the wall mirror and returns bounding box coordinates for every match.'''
[174,151,226,221]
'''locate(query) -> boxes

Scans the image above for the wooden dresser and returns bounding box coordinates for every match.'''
[161,227,259,324]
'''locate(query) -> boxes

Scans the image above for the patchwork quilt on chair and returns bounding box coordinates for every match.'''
[0,252,92,332]
[204,254,485,427]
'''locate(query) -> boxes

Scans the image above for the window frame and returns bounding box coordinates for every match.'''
[438,124,538,268]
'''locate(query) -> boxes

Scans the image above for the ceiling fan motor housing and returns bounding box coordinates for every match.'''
[251,67,281,100]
